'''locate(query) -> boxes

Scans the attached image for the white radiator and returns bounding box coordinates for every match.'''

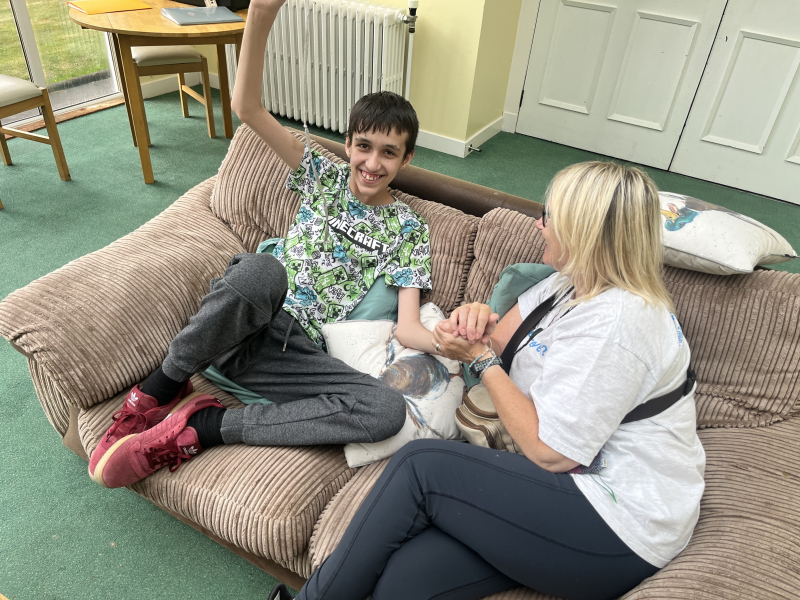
[227,0,410,134]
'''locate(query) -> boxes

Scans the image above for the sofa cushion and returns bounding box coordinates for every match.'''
[622,417,800,599]
[276,549,314,580]
[658,191,797,275]
[78,375,356,563]
[308,416,800,599]
[210,126,307,252]
[211,125,479,315]
[322,304,465,468]
[489,263,557,319]
[0,179,246,420]
[393,190,479,314]
[481,591,553,599]
[662,267,800,428]
[463,208,547,306]
[309,459,389,572]
[465,208,800,428]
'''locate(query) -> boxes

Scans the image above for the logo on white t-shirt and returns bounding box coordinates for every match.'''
[670,314,684,345]
[528,339,548,356]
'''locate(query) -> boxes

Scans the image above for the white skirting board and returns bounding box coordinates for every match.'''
[416,116,504,158]
[140,72,221,99]
[502,111,518,133]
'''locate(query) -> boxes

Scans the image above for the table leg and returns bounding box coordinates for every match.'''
[118,35,154,184]
[111,33,137,147]
[217,42,234,138]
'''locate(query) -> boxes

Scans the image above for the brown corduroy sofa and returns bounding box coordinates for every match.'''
[2,124,800,599]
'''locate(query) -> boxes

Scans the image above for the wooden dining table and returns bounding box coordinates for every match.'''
[69,0,247,183]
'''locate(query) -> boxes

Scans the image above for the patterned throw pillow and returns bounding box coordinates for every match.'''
[659,192,797,275]
[322,304,465,467]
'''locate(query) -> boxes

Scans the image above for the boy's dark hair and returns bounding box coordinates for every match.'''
[347,91,419,156]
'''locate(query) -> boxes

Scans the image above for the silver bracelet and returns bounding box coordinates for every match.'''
[467,339,493,370]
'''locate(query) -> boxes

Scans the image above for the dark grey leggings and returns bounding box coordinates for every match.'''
[299,440,658,600]
[160,253,406,447]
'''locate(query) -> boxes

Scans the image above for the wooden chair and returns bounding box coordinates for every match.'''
[0,74,71,210]
[128,46,216,147]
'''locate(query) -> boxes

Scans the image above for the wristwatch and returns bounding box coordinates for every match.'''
[469,351,503,379]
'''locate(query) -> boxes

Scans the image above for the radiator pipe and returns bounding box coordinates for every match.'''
[403,0,418,99]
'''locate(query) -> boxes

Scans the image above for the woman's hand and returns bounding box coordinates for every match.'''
[432,324,489,364]
[441,303,499,345]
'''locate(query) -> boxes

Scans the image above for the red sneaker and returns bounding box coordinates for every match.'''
[89,393,223,488]
[88,381,193,480]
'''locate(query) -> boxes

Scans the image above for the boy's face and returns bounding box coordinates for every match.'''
[345,128,414,205]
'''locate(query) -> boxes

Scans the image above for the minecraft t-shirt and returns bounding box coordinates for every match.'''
[273,147,432,345]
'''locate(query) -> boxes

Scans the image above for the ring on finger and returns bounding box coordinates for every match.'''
[435,343,442,352]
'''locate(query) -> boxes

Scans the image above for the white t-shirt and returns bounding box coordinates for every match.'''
[511,273,706,568]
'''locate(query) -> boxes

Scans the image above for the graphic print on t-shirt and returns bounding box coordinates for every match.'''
[274,147,432,346]
[327,215,390,253]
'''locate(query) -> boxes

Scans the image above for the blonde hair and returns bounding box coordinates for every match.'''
[545,161,673,312]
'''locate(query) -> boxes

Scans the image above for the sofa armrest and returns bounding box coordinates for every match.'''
[0,178,246,419]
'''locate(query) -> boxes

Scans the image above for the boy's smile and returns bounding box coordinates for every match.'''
[346,129,414,206]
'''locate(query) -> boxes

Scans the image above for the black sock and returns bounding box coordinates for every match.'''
[140,366,186,406]
[187,406,226,449]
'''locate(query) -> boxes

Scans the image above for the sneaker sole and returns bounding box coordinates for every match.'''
[89,433,135,488]
[89,391,208,488]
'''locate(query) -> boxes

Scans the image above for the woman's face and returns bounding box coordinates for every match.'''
[536,206,567,270]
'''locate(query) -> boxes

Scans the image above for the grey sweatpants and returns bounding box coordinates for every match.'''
[161,253,406,447]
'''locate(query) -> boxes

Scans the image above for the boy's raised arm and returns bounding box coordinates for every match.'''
[231,0,304,171]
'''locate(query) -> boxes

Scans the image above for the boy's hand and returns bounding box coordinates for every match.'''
[248,0,287,12]
[439,303,498,345]
[432,326,490,364]
[231,0,304,170]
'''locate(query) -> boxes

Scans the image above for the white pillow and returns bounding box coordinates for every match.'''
[659,192,796,275]
[322,303,465,468]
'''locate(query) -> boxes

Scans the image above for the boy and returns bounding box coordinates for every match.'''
[88,0,436,489]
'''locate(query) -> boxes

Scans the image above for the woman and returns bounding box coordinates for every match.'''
[273,162,706,600]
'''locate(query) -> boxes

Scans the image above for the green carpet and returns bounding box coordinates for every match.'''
[1,88,799,600]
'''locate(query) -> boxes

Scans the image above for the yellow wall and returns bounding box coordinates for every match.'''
[193,45,219,74]
[467,0,523,140]
[176,0,524,145]
[403,0,522,142]
[403,0,484,141]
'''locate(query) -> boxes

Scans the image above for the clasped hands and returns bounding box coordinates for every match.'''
[432,303,499,364]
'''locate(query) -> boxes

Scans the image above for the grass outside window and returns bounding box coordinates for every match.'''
[1,0,108,84]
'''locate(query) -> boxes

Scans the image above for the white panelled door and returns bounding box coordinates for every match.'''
[515,0,726,169]
[670,0,800,204]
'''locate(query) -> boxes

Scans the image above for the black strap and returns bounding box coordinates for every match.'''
[500,293,557,374]
[500,295,697,423]
[621,368,696,424]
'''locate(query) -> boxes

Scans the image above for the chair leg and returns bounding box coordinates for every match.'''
[200,57,215,139]
[178,73,190,118]
[41,89,71,182]
[0,133,11,166]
